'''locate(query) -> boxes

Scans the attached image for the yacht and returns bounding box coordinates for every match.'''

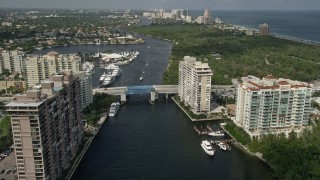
[111,68,122,77]
[105,64,119,70]
[201,140,214,156]
[140,76,143,81]
[217,142,227,151]
[109,102,120,117]
[208,130,225,137]
[220,122,227,126]
[102,75,115,87]
[99,72,106,81]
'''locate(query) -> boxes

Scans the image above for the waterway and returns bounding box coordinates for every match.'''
[33,35,274,180]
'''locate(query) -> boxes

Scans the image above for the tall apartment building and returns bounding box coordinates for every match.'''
[24,51,81,87]
[6,71,83,180]
[178,56,213,114]
[74,72,93,109]
[0,50,25,74]
[235,75,312,139]
[171,9,189,19]
[259,23,270,35]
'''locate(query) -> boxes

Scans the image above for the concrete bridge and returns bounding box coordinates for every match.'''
[92,84,237,102]
[92,85,178,102]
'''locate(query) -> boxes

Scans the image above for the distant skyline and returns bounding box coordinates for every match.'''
[1,0,320,10]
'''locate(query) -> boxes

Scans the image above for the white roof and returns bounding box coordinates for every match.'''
[100,53,123,59]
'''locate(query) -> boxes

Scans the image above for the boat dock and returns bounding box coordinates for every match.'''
[194,126,209,135]
[210,139,233,151]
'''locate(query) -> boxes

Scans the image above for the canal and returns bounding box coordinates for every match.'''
[33,35,274,180]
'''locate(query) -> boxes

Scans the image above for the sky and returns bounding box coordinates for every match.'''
[0,0,320,10]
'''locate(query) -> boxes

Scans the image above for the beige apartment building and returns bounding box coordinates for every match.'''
[259,23,270,36]
[6,71,83,180]
[235,75,312,139]
[178,56,213,114]
[24,51,82,87]
[0,50,25,74]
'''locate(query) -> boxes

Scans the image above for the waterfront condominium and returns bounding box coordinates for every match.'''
[74,72,93,110]
[0,50,25,74]
[24,51,82,87]
[259,23,270,35]
[178,56,213,114]
[235,75,313,139]
[6,70,83,180]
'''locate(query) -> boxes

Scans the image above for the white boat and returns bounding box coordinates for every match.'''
[201,140,214,156]
[140,76,143,81]
[111,68,122,77]
[99,73,106,81]
[109,102,120,117]
[208,130,225,137]
[105,64,119,70]
[102,75,115,87]
[220,122,227,126]
[217,142,227,151]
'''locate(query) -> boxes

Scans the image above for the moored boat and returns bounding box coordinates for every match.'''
[201,140,214,156]
[99,72,106,81]
[102,75,115,87]
[217,142,227,151]
[208,130,224,137]
[109,102,120,117]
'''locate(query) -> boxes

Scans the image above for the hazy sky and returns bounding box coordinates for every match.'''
[1,0,320,10]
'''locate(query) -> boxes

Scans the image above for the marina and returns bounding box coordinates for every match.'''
[99,64,122,87]
[32,35,275,180]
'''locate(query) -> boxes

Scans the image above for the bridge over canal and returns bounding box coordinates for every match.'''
[93,85,178,102]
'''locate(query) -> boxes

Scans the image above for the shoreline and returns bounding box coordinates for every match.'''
[171,97,226,121]
[222,22,320,46]
[65,114,109,180]
[220,125,274,170]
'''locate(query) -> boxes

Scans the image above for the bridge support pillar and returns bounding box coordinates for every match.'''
[120,93,126,102]
[150,91,157,102]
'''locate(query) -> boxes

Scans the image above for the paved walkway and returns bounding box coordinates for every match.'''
[0,151,17,180]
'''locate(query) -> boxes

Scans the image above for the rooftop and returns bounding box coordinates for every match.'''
[241,75,312,91]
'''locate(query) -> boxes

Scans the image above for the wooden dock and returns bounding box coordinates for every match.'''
[194,126,208,135]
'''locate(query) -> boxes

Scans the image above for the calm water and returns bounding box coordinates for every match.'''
[32,36,275,179]
[190,10,320,42]
[29,11,320,179]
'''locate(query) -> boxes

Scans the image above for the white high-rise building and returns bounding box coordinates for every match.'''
[235,75,313,139]
[0,50,25,74]
[24,51,81,87]
[178,56,213,114]
[74,72,93,109]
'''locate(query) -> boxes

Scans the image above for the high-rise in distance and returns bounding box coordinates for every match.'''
[259,23,270,35]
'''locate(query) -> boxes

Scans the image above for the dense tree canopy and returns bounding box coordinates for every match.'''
[132,25,320,85]
[83,93,115,126]
[0,116,13,151]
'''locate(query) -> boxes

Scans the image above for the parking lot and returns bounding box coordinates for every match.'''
[0,147,17,180]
